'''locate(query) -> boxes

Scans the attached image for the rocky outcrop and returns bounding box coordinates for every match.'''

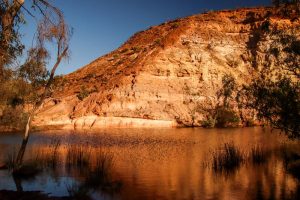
[33,6,300,129]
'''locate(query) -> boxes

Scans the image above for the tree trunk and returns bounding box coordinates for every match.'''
[12,175,23,192]
[14,116,31,168]
[14,47,68,169]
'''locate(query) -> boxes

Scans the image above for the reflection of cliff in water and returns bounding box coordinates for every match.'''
[0,127,299,199]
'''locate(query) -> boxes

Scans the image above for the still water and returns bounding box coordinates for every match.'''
[0,127,299,200]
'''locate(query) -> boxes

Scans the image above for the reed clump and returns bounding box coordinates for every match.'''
[211,142,244,173]
[38,139,61,169]
[85,151,114,187]
[66,182,91,200]
[249,145,270,164]
[66,144,92,169]
[4,147,18,170]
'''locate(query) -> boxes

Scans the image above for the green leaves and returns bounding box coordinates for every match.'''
[243,77,300,138]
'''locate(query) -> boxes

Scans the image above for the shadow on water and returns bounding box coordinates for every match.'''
[0,141,123,199]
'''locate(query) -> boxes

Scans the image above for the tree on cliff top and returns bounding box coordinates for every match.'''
[272,0,300,6]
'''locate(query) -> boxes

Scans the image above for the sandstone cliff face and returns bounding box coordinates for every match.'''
[33,7,300,129]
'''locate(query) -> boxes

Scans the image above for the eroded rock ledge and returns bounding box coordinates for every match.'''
[34,116,177,130]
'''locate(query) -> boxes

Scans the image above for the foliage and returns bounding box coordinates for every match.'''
[0,0,25,70]
[202,116,216,128]
[267,31,300,79]
[51,75,67,92]
[245,119,255,127]
[18,48,49,87]
[0,0,71,131]
[154,38,162,46]
[239,30,300,138]
[214,106,240,128]
[217,74,237,108]
[242,77,300,138]
[77,86,91,101]
[0,77,32,106]
[0,106,28,128]
[272,0,300,6]
[170,22,179,29]
[205,74,241,128]
[130,46,141,53]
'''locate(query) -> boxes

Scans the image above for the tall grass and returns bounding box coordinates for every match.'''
[3,139,61,178]
[66,182,90,200]
[85,151,114,187]
[90,151,122,192]
[3,141,122,192]
[38,139,61,169]
[208,143,273,174]
[249,145,269,164]
[66,144,92,169]
[5,147,18,170]
[211,142,244,173]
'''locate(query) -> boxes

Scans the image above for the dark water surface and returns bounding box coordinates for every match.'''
[0,127,299,200]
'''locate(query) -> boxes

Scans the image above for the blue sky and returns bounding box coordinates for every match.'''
[20,0,271,75]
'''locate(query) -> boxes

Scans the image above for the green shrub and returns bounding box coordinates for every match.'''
[270,47,280,58]
[120,48,129,53]
[154,38,162,46]
[215,107,240,128]
[245,119,255,127]
[77,86,90,101]
[261,20,270,32]
[202,116,216,128]
[182,41,190,46]
[170,22,179,29]
[113,54,119,59]
[130,46,141,53]
[0,106,28,129]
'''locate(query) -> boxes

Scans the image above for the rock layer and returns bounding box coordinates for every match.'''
[33,6,300,129]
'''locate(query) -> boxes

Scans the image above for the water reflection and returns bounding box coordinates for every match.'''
[0,127,299,199]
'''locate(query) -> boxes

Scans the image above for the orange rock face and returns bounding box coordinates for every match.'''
[33,6,300,129]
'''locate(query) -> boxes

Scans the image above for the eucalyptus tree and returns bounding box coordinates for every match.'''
[0,0,71,168]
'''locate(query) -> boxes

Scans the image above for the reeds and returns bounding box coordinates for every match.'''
[5,147,18,170]
[211,142,244,173]
[85,151,114,187]
[66,182,90,200]
[249,145,269,164]
[208,142,273,174]
[66,144,92,169]
[3,141,121,193]
[38,139,61,169]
